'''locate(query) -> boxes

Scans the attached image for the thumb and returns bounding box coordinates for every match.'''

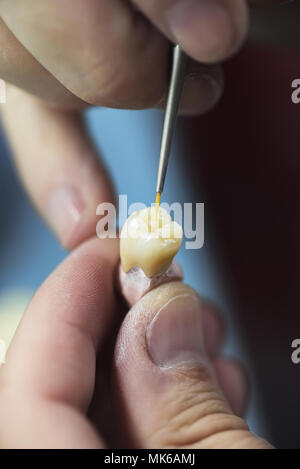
[114,282,272,449]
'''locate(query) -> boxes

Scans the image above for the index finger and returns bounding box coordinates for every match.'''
[131,0,248,63]
[0,237,119,449]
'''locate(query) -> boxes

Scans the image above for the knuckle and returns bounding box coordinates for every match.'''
[75,60,164,109]
[148,364,249,449]
[69,34,168,109]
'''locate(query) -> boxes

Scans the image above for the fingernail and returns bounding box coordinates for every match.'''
[47,186,84,246]
[167,0,233,61]
[146,295,207,368]
[181,73,222,115]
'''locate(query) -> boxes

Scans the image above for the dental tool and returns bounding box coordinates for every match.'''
[119,46,187,283]
[155,45,188,213]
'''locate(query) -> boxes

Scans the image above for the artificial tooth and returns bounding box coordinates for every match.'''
[120,206,183,277]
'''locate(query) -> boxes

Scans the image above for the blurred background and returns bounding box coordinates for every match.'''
[1,1,300,448]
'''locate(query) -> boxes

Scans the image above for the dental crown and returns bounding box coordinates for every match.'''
[120,206,183,278]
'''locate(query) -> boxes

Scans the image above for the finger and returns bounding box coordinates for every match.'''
[0,18,85,108]
[201,300,225,359]
[162,61,223,116]
[0,0,170,107]
[118,261,183,306]
[114,282,272,449]
[132,0,248,63]
[0,237,119,449]
[0,0,222,113]
[0,84,114,249]
[214,357,249,417]
[119,262,224,357]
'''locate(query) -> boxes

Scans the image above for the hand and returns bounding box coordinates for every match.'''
[0,0,251,108]
[0,0,264,250]
[0,237,272,449]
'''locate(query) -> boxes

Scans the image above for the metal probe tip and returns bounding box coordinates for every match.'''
[155,45,187,195]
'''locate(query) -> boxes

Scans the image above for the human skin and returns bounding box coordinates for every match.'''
[0,238,272,449]
[0,1,281,448]
[0,0,276,249]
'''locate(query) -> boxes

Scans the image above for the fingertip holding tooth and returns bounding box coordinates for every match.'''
[120,206,183,278]
[119,206,183,305]
[119,261,183,307]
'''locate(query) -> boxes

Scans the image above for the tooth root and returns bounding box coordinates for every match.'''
[120,206,183,277]
[119,261,183,306]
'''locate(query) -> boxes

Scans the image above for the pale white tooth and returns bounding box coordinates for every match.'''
[118,261,183,306]
[120,206,183,277]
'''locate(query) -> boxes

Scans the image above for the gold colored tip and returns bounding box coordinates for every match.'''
[155,192,161,220]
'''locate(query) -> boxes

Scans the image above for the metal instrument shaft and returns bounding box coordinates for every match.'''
[156,45,187,195]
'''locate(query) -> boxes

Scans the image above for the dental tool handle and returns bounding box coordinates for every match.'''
[156,45,188,195]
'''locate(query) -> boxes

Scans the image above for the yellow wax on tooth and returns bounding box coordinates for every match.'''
[155,192,161,220]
